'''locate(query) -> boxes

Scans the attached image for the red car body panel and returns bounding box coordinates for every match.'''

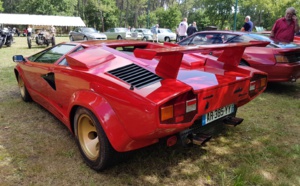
[294,35,300,44]
[14,40,267,152]
[178,31,300,82]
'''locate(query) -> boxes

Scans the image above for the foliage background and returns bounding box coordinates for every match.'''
[1,0,300,32]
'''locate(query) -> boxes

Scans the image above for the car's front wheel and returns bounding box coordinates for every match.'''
[165,37,170,42]
[18,74,32,102]
[69,36,74,41]
[142,37,147,41]
[74,107,116,171]
[117,36,122,40]
[83,36,88,41]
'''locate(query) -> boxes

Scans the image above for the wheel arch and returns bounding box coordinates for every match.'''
[68,91,133,152]
[14,68,19,81]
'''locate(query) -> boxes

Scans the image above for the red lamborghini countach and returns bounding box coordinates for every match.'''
[13,40,267,170]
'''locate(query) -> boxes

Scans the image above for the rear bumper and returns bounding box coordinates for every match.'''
[264,63,300,82]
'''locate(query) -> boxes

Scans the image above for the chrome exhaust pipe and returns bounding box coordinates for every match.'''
[192,134,212,146]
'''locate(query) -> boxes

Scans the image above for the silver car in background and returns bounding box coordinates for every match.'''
[131,28,153,41]
[157,28,177,42]
[104,27,132,40]
[69,27,107,41]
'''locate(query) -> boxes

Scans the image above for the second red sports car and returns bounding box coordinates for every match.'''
[178,31,300,82]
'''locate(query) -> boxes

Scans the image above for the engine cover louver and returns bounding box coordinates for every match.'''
[108,64,162,89]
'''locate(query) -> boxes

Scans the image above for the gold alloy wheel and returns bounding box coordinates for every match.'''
[18,76,25,98]
[77,114,100,161]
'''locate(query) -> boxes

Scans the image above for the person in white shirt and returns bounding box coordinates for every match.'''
[50,25,56,36]
[27,26,32,37]
[177,18,188,41]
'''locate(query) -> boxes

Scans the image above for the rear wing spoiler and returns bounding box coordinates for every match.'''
[134,41,269,79]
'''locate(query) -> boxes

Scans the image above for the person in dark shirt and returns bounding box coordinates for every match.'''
[187,22,198,36]
[241,16,251,32]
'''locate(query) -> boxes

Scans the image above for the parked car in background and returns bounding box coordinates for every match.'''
[157,28,177,42]
[69,27,107,41]
[177,31,300,82]
[13,40,268,171]
[104,27,132,40]
[131,28,153,41]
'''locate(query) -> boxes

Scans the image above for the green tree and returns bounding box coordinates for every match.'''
[0,0,3,12]
[84,0,117,32]
[202,0,235,30]
[155,4,182,31]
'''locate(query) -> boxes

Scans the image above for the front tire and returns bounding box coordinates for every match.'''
[18,74,32,102]
[74,107,116,171]
[83,36,88,41]
[165,37,170,42]
[117,36,122,40]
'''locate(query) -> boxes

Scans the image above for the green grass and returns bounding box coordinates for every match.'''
[0,37,299,185]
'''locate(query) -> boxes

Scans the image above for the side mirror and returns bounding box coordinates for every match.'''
[12,55,26,62]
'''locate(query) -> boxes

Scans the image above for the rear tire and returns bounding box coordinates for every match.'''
[18,74,32,102]
[142,37,147,41]
[74,107,117,171]
[69,36,74,41]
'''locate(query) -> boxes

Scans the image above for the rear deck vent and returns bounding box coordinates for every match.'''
[108,64,162,89]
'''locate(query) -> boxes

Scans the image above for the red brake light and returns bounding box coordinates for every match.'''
[249,74,267,97]
[275,55,289,63]
[160,91,197,124]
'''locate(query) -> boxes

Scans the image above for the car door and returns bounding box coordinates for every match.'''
[23,44,78,113]
[105,28,115,39]
[73,28,82,40]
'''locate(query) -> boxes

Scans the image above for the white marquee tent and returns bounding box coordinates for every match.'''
[0,13,86,27]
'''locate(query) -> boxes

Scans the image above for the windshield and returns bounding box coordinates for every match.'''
[160,29,172,33]
[116,28,128,32]
[246,34,273,42]
[246,33,300,48]
[142,29,152,34]
[82,28,97,33]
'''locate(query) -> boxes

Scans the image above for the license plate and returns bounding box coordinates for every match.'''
[202,104,235,125]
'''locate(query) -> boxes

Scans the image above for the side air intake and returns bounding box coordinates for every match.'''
[108,64,162,89]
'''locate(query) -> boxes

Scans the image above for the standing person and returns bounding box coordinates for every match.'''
[50,25,56,36]
[187,21,198,36]
[27,26,32,37]
[247,16,253,32]
[177,18,188,41]
[23,27,28,36]
[241,16,251,32]
[151,24,159,43]
[270,7,299,42]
